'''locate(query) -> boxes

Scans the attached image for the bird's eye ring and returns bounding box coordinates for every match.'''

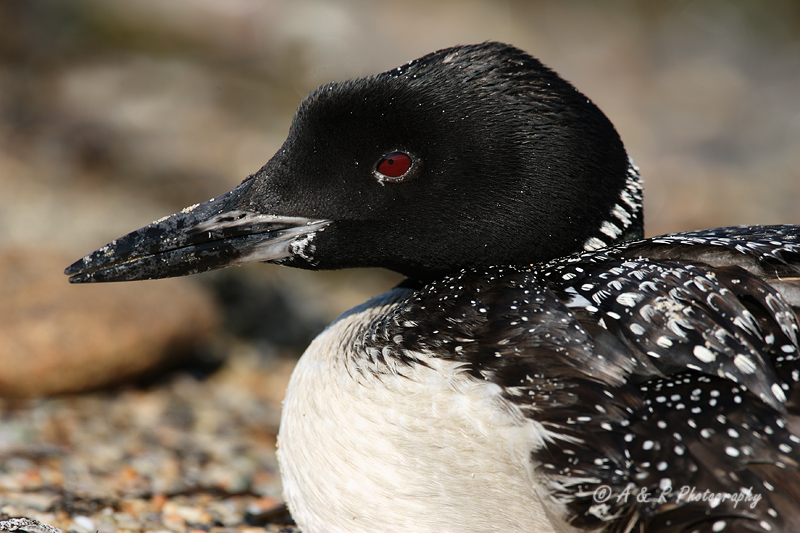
[375,151,414,183]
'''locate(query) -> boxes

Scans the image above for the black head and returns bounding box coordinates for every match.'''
[66,42,642,284]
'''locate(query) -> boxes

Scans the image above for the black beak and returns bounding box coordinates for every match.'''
[65,179,331,283]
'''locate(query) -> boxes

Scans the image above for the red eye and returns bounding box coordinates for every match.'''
[376,151,412,179]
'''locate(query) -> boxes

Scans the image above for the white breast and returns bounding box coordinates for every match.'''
[277,288,560,533]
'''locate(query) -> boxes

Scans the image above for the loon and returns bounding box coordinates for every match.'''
[66,43,800,532]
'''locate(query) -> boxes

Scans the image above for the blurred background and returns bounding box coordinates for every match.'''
[1,0,798,531]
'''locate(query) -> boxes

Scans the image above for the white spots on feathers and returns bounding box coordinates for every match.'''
[584,236,607,251]
[771,383,787,403]
[341,226,800,530]
[693,345,717,364]
[629,323,646,336]
[616,292,642,307]
[611,203,632,227]
[541,238,800,412]
[600,221,622,240]
[733,354,757,374]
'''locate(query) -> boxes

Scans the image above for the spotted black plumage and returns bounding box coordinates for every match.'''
[358,226,800,531]
[66,42,800,532]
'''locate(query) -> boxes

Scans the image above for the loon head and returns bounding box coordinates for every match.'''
[65,42,642,284]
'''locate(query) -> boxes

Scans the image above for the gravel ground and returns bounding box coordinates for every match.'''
[1,350,298,532]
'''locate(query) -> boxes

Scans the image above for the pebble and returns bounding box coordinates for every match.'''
[70,516,94,532]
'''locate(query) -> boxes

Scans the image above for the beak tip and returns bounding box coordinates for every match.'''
[64,263,92,283]
[64,254,99,278]
[64,263,81,277]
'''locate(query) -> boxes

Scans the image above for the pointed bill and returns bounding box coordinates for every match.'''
[65,181,330,283]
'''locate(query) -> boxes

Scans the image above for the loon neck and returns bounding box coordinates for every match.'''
[580,157,643,252]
